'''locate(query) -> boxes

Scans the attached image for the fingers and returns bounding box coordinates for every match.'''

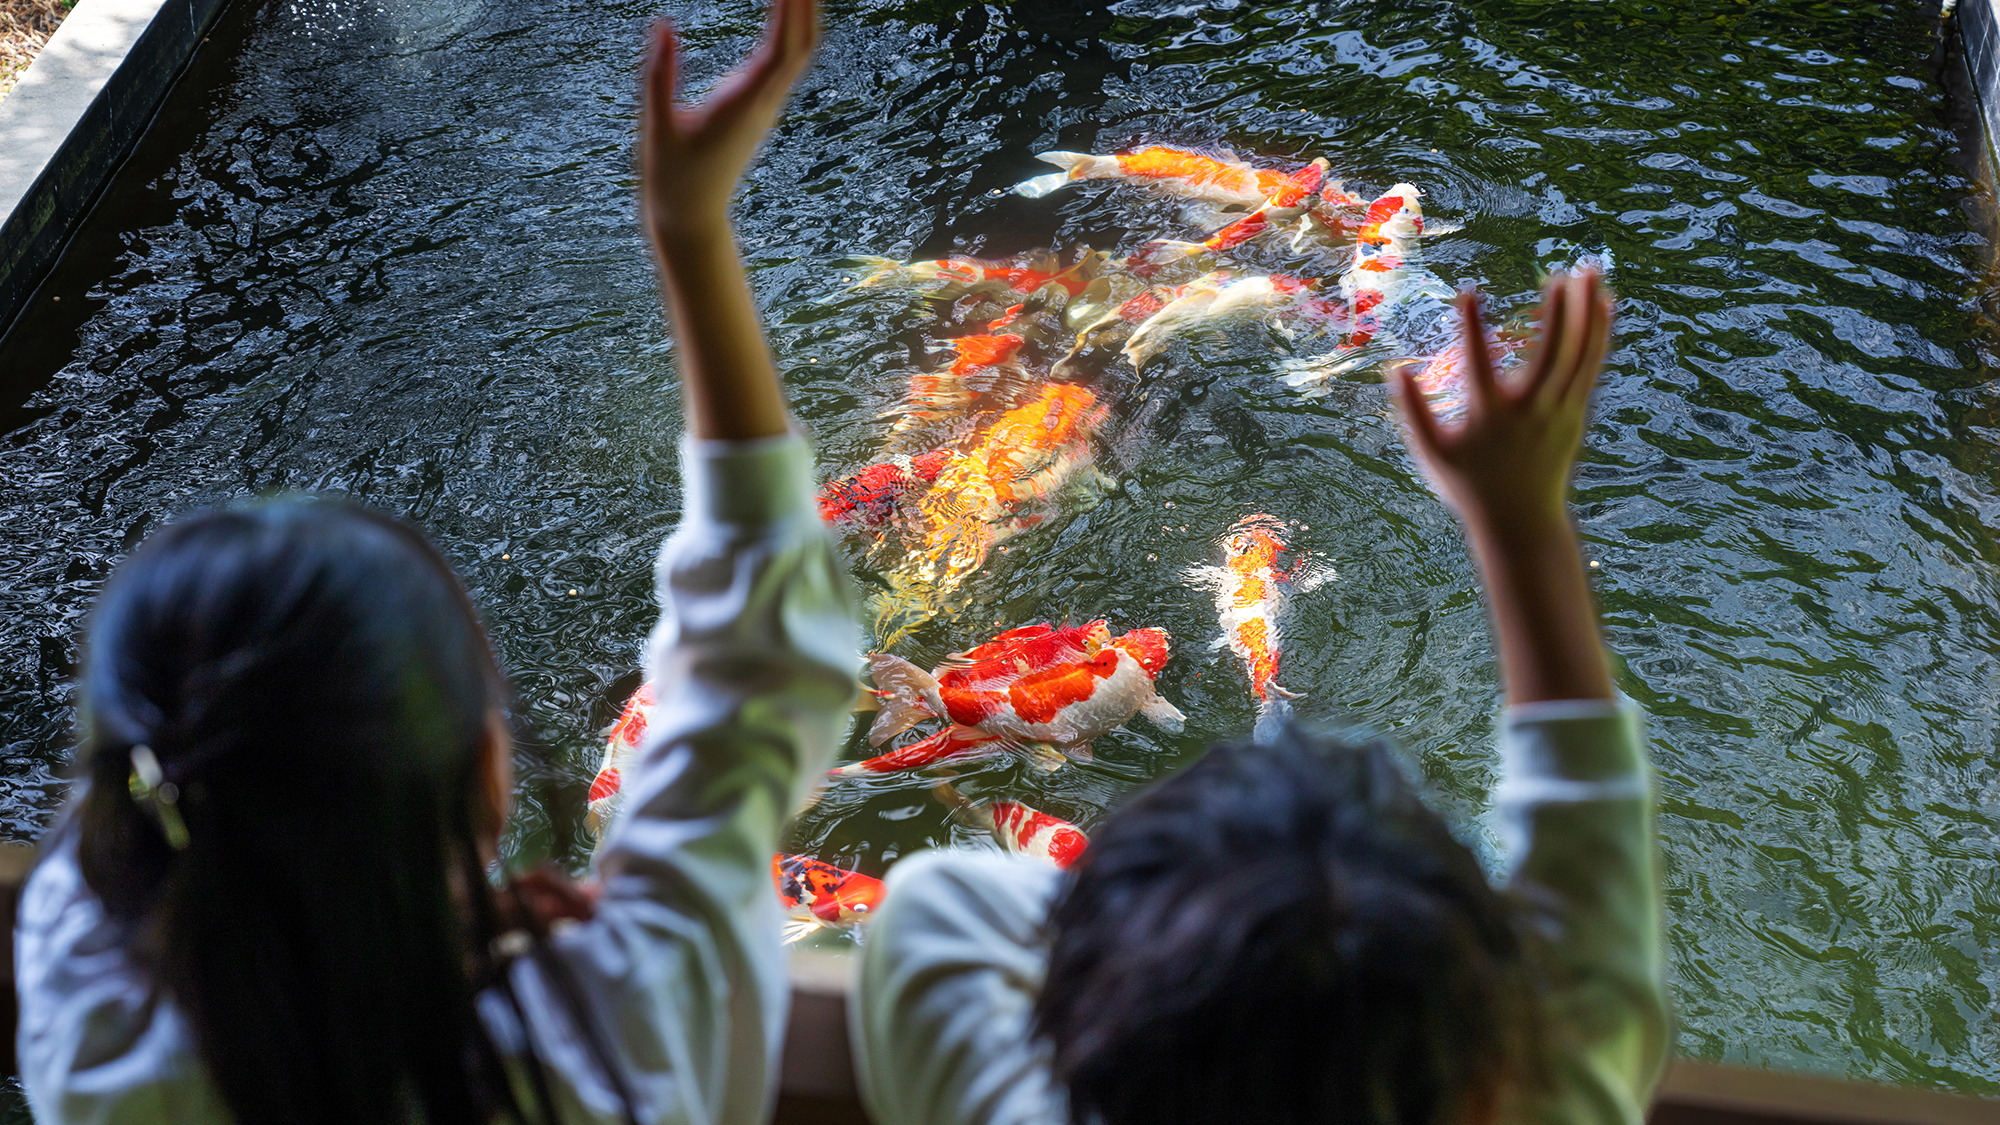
[642,19,680,121]
[746,0,819,98]
[1458,289,1500,410]
[1395,365,1447,464]
[1559,272,1612,407]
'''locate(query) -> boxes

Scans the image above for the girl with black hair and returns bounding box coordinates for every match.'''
[15,2,850,1122]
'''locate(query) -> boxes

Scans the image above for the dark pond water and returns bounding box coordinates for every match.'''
[3,0,1998,1095]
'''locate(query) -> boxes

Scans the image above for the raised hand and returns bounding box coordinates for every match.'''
[640,0,818,237]
[1395,269,1616,705]
[1395,268,1612,534]
[638,0,817,441]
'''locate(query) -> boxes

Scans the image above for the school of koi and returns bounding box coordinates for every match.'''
[587,145,1528,939]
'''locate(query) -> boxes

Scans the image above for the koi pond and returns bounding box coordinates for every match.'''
[1,0,1995,1096]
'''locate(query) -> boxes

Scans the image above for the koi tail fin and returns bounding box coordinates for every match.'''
[1252,698,1294,745]
[865,654,946,745]
[1127,239,1209,272]
[1139,693,1187,734]
[1016,151,1121,197]
[1024,741,1069,772]
[849,255,915,288]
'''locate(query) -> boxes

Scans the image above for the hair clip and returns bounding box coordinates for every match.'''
[128,744,189,851]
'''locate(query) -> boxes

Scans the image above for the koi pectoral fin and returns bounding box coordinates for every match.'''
[1139,694,1187,733]
[781,916,825,946]
[1024,742,1069,772]
[1266,681,1303,701]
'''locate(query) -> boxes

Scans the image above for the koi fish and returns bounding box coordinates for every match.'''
[890,310,1036,437]
[888,384,1109,606]
[1187,515,1332,742]
[585,682,654,839]
[935,782,1089,867]
[818,450,954,529]
[841,620,1183,776]
[1343,183,1429,310]
[774,854,887,944]
[1123,271,1326,369]
[1131,161,1366,266]
[978,799,1088,866]
[853,251,1098,300]
[1277,184,1452,394]
[1015,147,1326,209]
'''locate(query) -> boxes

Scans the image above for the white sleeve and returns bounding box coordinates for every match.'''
[516,432,861,1125]
[853,850,1070,1125]
[1495,700,1669,1125]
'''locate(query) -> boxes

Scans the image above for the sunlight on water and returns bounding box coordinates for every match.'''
[1,0,1997,1094]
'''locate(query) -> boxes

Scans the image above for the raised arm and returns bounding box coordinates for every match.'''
[640,0,816,439]
[1395,271,1614,706]
[1398,272,1666,1125]
[523,8,855,1123]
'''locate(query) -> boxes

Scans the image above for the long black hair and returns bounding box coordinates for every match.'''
[1035,725,1547,1125]
[71,499,599,1125]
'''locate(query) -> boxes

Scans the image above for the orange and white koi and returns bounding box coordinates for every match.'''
[853,252,1098,301]
[1015,146,1327,209]
[840,621,1183,775]
[1186,515,1332,742]
[585,682,654,839]
[1123,270,1327,368]
[774,854,887,944]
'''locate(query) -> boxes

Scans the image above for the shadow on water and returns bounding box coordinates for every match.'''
[2,0,1999,1094]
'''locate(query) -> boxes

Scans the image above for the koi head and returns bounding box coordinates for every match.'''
[772,854,886,924]
[1222,513,1290,572]
[1109,627,1172,678]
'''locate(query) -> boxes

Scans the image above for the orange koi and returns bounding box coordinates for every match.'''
[774,854,887,943]
[891,313,1034,435]
[1187,515,1332,741]
[1016,147,1328,209]
[896,383,1108,592]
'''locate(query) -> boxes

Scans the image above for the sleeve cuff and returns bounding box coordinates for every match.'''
[1499,698,1644,785]
[680,430,817,526]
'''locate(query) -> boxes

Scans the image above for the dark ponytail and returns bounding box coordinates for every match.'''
[75,500,534,1125]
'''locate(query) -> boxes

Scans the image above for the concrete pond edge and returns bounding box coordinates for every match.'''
[0,0,231,339]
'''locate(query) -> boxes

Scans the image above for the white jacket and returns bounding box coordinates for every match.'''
[15,433,859,1125]
[853,701,1669,1125]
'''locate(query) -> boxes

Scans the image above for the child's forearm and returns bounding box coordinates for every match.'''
[1465,511,1613,706]
[653,225,791,442]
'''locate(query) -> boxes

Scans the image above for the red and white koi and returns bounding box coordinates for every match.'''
[853,252,1098,301]
[837,621,1183,775]
[1186,515,1332,741]
[818,450,953,529]
[585,682,654,838]
[773,854,887,944]
[937,783,1090,867]
[979,800,1089,867]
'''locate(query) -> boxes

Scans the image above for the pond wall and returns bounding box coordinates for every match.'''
[0,0,230,337]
